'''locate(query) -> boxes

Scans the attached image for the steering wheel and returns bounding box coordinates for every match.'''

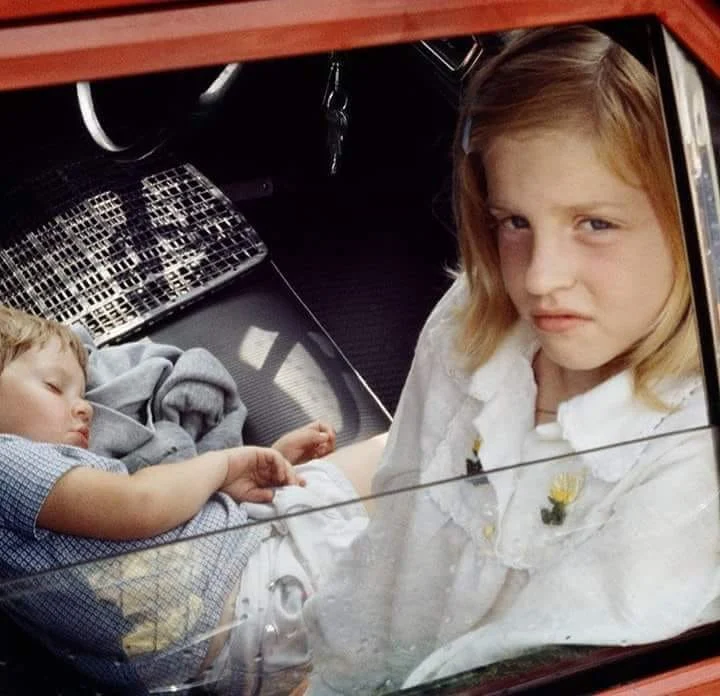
[76,63,242,159]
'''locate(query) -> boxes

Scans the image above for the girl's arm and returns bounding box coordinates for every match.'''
[37,446,297,540]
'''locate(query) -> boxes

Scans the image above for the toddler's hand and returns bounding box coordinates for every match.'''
[273,421,337,465]
[221,447,306,503]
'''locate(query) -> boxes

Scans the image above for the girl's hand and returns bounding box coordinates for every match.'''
[221,447,306,503]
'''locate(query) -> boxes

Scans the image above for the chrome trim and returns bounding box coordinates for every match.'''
[198,62,242,106]
[416,36,483,79]
[653,24,720,424]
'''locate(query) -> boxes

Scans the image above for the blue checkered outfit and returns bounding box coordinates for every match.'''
[0,434,262,694]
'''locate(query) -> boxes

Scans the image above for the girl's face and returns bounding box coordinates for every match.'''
[485,128,675,376]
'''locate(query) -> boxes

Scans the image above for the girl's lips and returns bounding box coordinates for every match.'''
[532,314,590,333]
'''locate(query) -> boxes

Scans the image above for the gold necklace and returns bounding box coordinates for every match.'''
[535,406,557,416]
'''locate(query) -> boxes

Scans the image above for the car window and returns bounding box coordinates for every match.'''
[0,428,716,694]
[1,15,720,696]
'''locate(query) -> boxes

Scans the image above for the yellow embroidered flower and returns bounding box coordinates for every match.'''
[548,471,584,506]
[541,470,586,525]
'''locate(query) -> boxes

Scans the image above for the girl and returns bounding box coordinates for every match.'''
[303,25,720,694]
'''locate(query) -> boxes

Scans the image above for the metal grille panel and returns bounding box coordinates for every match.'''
[0,163,267,344]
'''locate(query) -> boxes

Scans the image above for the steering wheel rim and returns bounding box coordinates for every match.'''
[76,62,243,156]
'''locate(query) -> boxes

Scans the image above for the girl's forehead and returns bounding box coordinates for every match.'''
[483,128,647,205]
[484,126,641,182]
[485,126,592,156]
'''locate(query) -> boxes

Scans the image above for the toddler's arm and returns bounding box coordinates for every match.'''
[37,446,301,540]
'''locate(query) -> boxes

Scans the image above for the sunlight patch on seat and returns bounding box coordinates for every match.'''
[275,343,343,426]
[238,326,279,370]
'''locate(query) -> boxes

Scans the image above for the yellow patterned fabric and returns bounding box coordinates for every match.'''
[84,544,205,656]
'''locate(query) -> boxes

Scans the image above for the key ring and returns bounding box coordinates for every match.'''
[322,55,349,113]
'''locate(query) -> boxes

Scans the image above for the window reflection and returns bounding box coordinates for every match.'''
[0,429,717,694]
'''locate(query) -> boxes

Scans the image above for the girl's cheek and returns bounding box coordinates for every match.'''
[498,227,532,253]
[499,237,530,276]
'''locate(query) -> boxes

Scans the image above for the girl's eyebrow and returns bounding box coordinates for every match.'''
[488,200,627,214]
[487,202,513,212]
[569,200,626,211]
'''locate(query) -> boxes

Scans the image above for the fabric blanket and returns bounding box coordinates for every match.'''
[73,326,246,472]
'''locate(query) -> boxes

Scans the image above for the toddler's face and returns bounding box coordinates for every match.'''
[485,127,674,377]
[0,337,93,448]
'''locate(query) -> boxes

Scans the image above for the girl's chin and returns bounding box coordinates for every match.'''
[537,345,613,375]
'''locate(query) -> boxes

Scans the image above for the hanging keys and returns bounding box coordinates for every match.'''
[323,53,350,176]
[326,107,348,176]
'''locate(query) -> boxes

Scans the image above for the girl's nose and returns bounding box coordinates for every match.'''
[524,231,575,296]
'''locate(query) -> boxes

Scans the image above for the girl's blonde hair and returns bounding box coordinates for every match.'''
[0,305,87,375]
[454,24,697,408]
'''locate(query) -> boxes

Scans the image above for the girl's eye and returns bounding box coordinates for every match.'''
[581,218,615,233]
[495,215,530,232]
[45,382,61,394]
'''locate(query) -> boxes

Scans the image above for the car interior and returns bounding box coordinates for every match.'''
[1,9,720,696]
